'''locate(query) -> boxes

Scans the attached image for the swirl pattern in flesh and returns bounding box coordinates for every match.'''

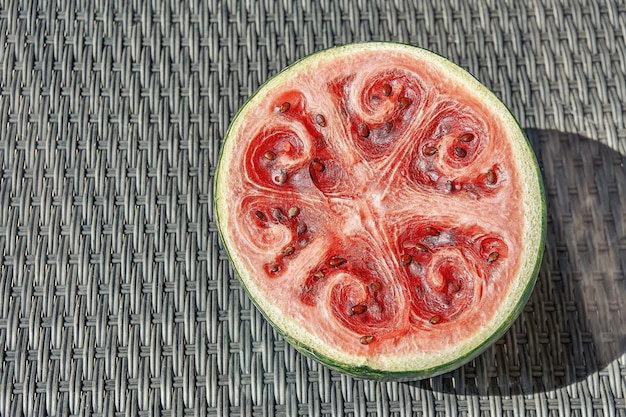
[224,55,524,355]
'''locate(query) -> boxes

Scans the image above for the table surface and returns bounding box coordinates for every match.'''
[1,0,625,416]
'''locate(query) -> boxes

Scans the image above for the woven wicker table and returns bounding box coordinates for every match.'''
[1,1,625,416]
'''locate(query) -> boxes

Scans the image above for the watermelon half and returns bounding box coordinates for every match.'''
[215,42,546,380]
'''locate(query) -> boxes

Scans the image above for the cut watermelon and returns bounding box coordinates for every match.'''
[215,42,546,380]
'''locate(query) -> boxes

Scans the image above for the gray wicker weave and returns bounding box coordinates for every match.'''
[1,0,625,416]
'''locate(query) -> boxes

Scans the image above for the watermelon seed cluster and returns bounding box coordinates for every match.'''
[251,73,509,347]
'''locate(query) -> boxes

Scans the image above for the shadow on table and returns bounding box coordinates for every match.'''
[416,129,626,395]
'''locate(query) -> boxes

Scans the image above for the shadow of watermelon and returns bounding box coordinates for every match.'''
[415,129,626,395]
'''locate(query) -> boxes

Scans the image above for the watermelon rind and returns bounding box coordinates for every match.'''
[215,42,546,381]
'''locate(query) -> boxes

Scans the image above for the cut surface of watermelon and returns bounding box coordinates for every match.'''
[215,42,546,380]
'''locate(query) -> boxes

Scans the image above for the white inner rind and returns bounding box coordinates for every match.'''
[215,42,545,374]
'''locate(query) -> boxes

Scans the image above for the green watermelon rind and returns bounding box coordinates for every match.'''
[215,42,547,381]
